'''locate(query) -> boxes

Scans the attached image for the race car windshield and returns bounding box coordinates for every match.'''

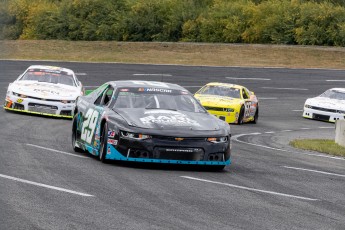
[113,88,206,113]
[20,69,76,86]
[197,85,241,98]
[320,90,345,100]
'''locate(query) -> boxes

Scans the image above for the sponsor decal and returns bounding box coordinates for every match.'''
[107,147,111,154]
[145,88,172,93]
[93,140,98,147]
[108,130,115,138]
[165,148,200,153]
[140,113,201,127]
[16,98,23,103]
[120,88,129,92]
[107,139,118,145]
[138,88,145,92]
[94,134,100,140]
[33,88,60,96]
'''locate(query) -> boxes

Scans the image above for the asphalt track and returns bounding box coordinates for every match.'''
[1,60,345,230]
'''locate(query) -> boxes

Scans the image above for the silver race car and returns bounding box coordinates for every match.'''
[303,88,345,123]
[4,65,84,118]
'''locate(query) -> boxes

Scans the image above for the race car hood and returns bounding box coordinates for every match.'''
[195,95,242,107]
[9,80,80,99]
[114,108,221,131]
[306,97,345,110]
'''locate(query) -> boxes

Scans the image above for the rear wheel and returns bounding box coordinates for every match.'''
[237,106,244,125]
[72,115,83,153]
[99,122,108,163]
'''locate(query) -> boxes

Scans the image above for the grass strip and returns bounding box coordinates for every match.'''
[1,40,345,69]
[290,139,345,157]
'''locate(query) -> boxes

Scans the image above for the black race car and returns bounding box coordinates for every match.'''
[72,80,231,169]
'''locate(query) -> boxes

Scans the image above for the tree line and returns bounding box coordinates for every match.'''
[1,0,345,46]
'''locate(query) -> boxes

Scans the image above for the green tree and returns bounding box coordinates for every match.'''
[295,1,345,45]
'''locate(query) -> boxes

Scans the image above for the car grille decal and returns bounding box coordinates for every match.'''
[310,106,336,113]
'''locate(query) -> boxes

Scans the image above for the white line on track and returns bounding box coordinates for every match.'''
[264,131,275,134]
[133,74,172,76]
[281,130,292,132]
[300,128,311,130]
[0,173,94,197]
[282,166,345,178]
[181,176,318,201]
[226,77,271,81]
[75,73,87,76]
[326,80,345,82]
[232,134,345,161]
[26,144,88,159]
[318,126,334,129]
[261,87,308,91]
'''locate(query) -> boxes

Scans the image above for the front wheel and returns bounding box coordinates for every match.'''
[72,115,83,153]
[252,107,259,124]
[237,106,244,125]
[99,122,108,163]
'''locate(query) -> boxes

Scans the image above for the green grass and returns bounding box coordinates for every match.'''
[1,40,345,69]
[290,139,345,157]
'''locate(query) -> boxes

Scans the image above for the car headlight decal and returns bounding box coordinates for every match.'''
[304,104,312,108]
[61,100,75,104]
[121,131,152,140]
[13,92,27,98]
[224,108,234,112]
[207,136,228,143]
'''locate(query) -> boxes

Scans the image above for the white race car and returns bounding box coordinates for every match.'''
[4,65,84,118]
[303,88,345,123]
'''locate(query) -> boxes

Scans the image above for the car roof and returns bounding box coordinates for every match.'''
[27,65,75,75]
[108,80,186,90]
[204,82,244,89]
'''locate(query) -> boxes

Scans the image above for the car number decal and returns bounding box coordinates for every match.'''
[81,108,100,144]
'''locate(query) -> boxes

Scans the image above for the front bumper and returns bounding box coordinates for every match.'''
[4,95,74,118]
[303,108,345,123]
[206,110,239,124]
[103,135,231,165]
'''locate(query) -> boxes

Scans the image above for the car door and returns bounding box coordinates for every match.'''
[241,87,252,119]
[242,87,258,119]
[79,85,114,152]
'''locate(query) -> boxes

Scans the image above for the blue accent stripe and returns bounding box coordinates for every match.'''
[105,145,231,165]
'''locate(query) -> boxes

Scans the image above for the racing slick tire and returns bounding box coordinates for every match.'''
[237,106,245,125]
[72,115,83,153]
[99,122,108,163]
[252,107,259,124]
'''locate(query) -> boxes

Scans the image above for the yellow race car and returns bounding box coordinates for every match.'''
[194,82,259,124]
